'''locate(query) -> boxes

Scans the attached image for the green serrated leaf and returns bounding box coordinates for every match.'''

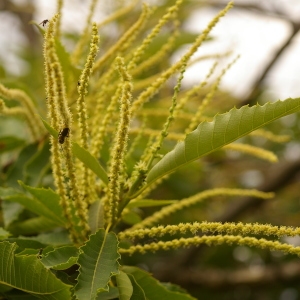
[40,118,108,185]
[41,246,79,270]
[19,181,65,223]
[116,271,133,300]
[126,273,146,300]
[26,231,71,246]
[146,32,201,57]
[16,248,41,256]
[123,266,197,300]
[3,182,66,226]
[96,287,119,300]
[74,229,120,300]
[161,282,192,294]
[0,241,72,299]
[6,238,45,253]
[146,98,300,187]
[9,216,60,235]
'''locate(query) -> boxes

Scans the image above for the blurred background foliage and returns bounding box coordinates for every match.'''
[1,1,300,299]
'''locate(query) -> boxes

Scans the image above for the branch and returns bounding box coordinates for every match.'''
[240,22,300,107]
[0,0,39,48]
[204,1,300,106]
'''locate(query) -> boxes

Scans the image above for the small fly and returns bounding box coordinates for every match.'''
[39,19,49,27]
[58,128,70,144]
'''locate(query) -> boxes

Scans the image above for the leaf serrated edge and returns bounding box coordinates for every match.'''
[74,228,120,300]
[145,98,300,187]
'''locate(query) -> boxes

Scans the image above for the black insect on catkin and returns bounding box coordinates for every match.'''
[58,128,70,144]
[39,19,49,27]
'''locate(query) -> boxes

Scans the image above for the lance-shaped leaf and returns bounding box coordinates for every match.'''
[41,246,79,270]
[23,230,71,246]
[146,98,300,186]
[11,181,66,226]
[123,266,196,300]
[96,287,119,299]
[0,241,72,299]
[9,216,60,235]
[74,229,120,300]
[126,273,146,300]
[116,271,133,300]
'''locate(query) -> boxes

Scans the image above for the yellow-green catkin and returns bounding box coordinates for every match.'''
[125,115,147,162]
[105,57,133,226]
[129,127,184,141]
[46,14,90,241]
[119,221,300,241]
[186,55,239,134]
[126,133,157,200]
[71,0,99,65]
[128,188,274,231]
[224,143,278,163]
[77,22,99,204]
[131,21,179,77]
[89,4,151,156]
[43,14,81,244]
[148,61,187,168]
[55,0,63,38]
[133,73,162,91]
[174,61,218,120]
[89,70,121,154]
[77,23,99,149]
[119,234,300,256]
[188,51,232,70]
[127,0,183,72]
[0,84,43,140]
[135,107,196,121]
[250,129,290,143]
[131,1,234,115]
[97,0,139,29]
[92,3,150,73]
[90,88,121,157]
[127,59,187,199]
